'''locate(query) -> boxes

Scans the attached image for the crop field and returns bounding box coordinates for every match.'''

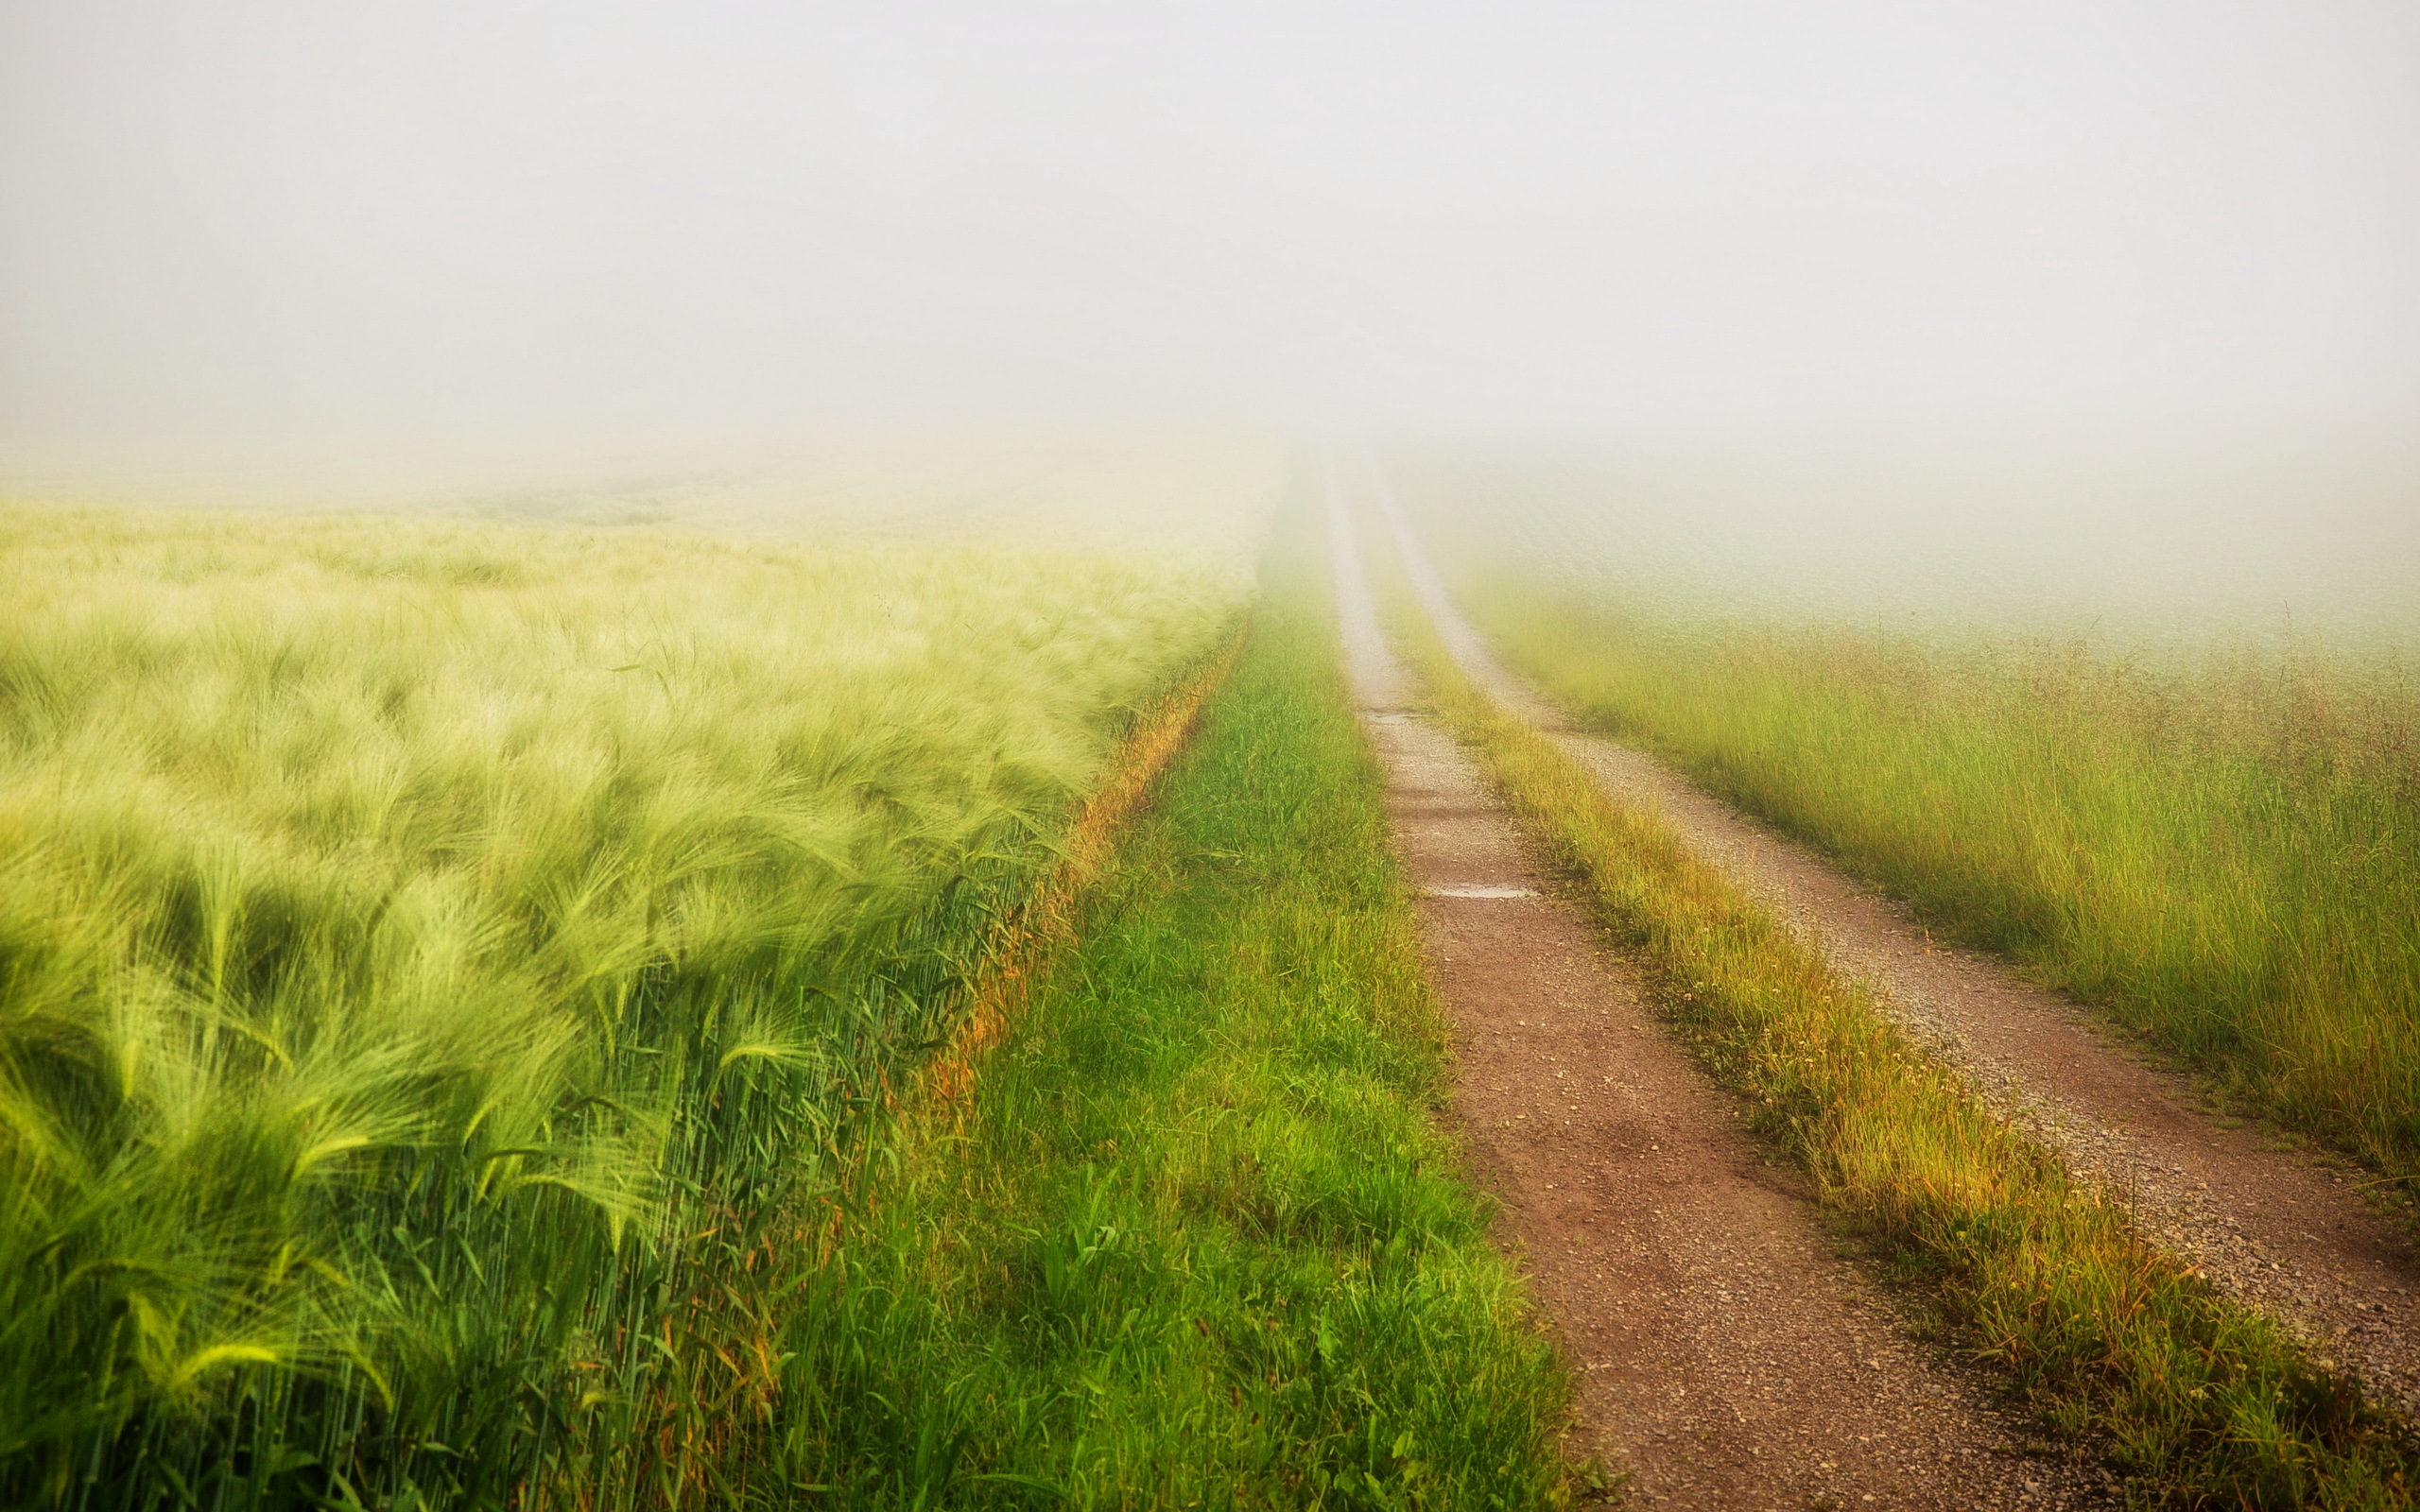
[0,496,1260,1504]
[11,0,2419,1503]
[9,438,2419,1512]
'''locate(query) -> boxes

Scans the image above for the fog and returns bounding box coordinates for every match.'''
[1386,425,2420,644]
[4,3,2417,551]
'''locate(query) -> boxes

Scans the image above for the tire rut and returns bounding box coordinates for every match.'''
[1327,472,2106,1509]
[1368,474,2420,1426]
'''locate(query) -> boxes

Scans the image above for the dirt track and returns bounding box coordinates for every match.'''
[1366,474,2420,1427]
[1326,473,2105,1508]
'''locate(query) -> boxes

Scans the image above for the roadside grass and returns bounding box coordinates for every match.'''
[0,503,1241,1507]
[773,509,1582,1505]
[1433,567,2420,1208]
[1353,503,2418,1507]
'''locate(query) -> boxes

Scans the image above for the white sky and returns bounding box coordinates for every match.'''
[4,1,2417,455]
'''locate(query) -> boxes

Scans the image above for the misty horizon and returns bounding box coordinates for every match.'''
[6,1,2418,465]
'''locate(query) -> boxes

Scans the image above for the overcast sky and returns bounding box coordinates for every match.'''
[4,1,2416,457]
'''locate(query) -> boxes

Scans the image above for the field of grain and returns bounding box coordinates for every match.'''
[13,435,2419,1510]
[0,500,1248,1505]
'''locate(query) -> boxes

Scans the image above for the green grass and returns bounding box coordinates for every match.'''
[1406,507,2420,1199]
[1353,498,2418,1508]
[771,503,1582,1505]
[0,503,1239,1506]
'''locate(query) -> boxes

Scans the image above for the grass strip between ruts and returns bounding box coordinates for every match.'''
[769,507,1585,1505]
[1352,503,2417,1509]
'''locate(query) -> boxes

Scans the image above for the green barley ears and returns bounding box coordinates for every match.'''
[0,503,1242,1507]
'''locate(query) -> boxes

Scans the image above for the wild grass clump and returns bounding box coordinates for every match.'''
[1449,578,2420,1195]
[1356,504,2418,1507]
[773,514,1580,1504]
[0,503,1241,1507]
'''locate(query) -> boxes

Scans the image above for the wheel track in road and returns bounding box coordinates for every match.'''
[1326,460,2108,1509]
[1363,460,2420,1430]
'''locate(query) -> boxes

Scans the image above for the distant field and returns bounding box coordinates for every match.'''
[0,428,1287,563]
[0,500,1247,1505]
[1390,438,2420,1194]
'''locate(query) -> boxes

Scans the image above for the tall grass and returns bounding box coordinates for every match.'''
[770,507,1582,1503]
[1355,496,2419,1506]
[0,503,1241,1506]
[1398,495,2420,1195]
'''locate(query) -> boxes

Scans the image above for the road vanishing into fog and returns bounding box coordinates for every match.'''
[1327,462,2106,1509]
[1355,460,2420,1439]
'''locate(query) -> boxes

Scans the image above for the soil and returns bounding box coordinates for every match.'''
[1369,486,2420,1427]
[1326,490,2109,1508]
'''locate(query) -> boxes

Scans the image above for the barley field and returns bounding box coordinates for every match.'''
[0,500,1247,1505]
[12,437,2418,1509]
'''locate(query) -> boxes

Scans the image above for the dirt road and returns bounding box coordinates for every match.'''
[1325,467,2104,1508]
[1365,469,2420,1426]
